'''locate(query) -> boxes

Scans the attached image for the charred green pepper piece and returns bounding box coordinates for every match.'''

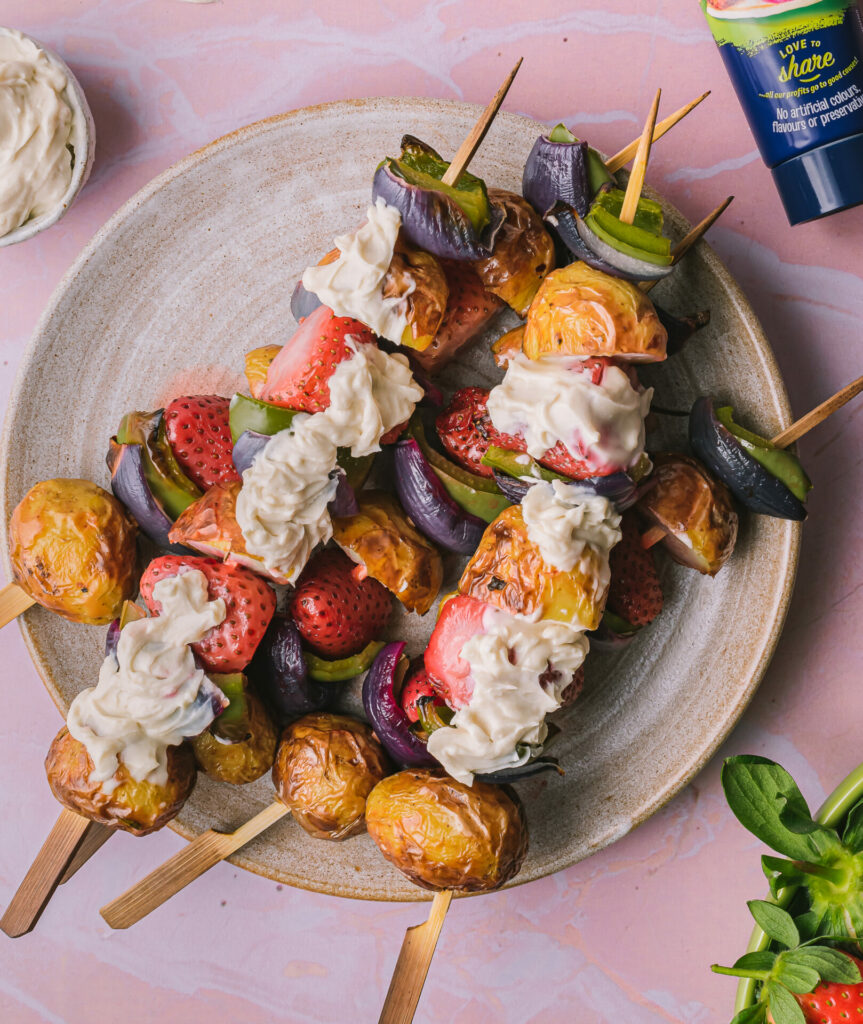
[416,695,455,734]
[208,672,252,742]
[547,123,614,195]
[305,640,386,683]
[481,445,568,483]
[115,410,202,519]
[584,187,672,267]
[716,406,812,502]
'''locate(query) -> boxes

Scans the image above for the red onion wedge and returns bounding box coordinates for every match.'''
[249,614,331,722]
[491,468,640,511]
[522,135,591,218]
[363,642,437,768]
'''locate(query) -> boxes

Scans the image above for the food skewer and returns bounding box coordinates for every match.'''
[440,57,523,187]
[641,196,735,294]
[0,581,35,628]
[619,88,661,225]
[605,90,711,174]
[378,890,453,1024]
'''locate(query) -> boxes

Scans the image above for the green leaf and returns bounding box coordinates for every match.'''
[748,900,800,948]
[762,855,804,899]
[786,946,861,984]
[733,951,777,972]
[730,1006,766,1024]
[764,981,805,1024]
[772,955,820,993]
[792,911,822,942]
[843,799,863,852]
[721,756,829,861]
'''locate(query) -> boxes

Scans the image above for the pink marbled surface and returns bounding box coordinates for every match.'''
[1,1,862,1021]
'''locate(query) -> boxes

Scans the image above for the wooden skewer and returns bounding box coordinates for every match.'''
[100,800,290,929]
[641,196,734,293]
[0,581,35,628]
[58,821,114,884]
[606,91,711,174]
[771,374,863,449]
[619,89,661,225]
[440,58,523,187]
[0,809,100,937]
[378,890,453,1024]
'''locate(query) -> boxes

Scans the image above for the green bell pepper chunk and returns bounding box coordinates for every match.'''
[716,407,812,503]
[602,611,640,637]
[480,445,569,483]
[583,211,672,267]
[116,410,202,519]
[593,187,665,235]
[305,640,385,683]
[549,123,577,144]
[208,672,251,742]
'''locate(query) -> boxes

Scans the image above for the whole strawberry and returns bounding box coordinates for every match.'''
[261,304,377,413]
[290,548,392,658]
[164,395,240,490]
[606,510,663,629]
[140,555,275,672]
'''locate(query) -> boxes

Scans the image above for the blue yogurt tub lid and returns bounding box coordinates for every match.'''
[772,131,863,224]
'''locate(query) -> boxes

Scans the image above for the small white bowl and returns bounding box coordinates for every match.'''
[0,26,96,248]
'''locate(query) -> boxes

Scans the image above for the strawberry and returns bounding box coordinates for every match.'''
[261,304,376,412]
[289,548,392,658]
[424,594,490,709]
[164,395,240,490]
[414,260,504,373]
[140,555,276,672]
[400,660,445,723]
[606,511,663,629]
[794,959,863,1022]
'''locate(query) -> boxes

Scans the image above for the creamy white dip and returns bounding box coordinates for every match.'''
[67,571,226,792]
[427,607,589,785]
[301,198,409,345]
[521,480,621,576]
[487,354,652,472]
[236,339,422,581]
[0,30,74,238]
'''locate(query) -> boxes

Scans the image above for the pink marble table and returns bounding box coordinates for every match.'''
[1,2,862,1021]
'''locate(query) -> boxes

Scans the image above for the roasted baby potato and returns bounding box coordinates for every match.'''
[10,478,137,625]
[192,685,277,784]
[458,504,609,630]
[272,713,389,840]
[523,261,667,362]
[473,190,555,317]
[45,727,195,836]
[384,241,449,351]
[365,769,528,892]
[245,345,282,400]
[638,453,738,576]
[332,491,443,615]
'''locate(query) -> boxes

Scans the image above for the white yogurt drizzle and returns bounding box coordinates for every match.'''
[301,198,410,344]
[236,339,422,581]
[66,571,226,792]
[427,486,621,784]
[0,30,74,238]
[486,353,653,472]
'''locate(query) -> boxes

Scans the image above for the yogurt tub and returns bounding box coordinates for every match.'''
[0,27,95,248]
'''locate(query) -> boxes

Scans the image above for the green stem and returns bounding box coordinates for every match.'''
[791,860,848,886]
[711,965,768,981]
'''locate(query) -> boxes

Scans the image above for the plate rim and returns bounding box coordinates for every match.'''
[1,97,802,901]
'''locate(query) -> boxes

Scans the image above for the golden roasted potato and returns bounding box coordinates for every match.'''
[45,727,195,836]
[473,190,555,317]
[9,478,137,625]
[638,453,738,576]
[192,687,277,784]
[384,241,449,351]
[245,345,282,400]
[523,261,667,362]
[332,491,443,615]
[272,713,389,840]
[458,504,609,630]
[491,325,525,368]
[365,769,528,892]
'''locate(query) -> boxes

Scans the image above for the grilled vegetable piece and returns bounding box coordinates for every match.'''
[9,478,138,625]
[272,713,390,841]
[523,261,667,362]
[458,503,611,630]
[637,453,738,576]
[305,640,386,682]
[191,676,277,784]
[365,769,528,892]
[245,345,282,400]
[46,727,195,836]
[363,643,438,768]
[385,241,449,350]
[250,614,331,721]
[491,325,525,368]
[332,491,444,615]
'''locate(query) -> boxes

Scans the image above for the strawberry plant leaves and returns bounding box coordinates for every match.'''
[730,1006,766,1024]
[842,799,863,853]
[721,756,832,861]
[764,980,805,1024]
[784,946,861,984]
[747,900,799,948]
[772,956,820,993]
[761,855,804,899]
[731,951,777,972]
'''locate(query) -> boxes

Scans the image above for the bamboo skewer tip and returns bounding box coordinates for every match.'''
[771,373,863,448]
[619,88,661,226]
[606,87,707,174]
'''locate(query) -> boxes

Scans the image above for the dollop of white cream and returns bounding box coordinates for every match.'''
[487,354,652,472]
[236,340,422,581]
[521,480,621,577]
[426,608,589,785]
[66,571,226,792]
[301,198,409,344]
[0,31,74,238]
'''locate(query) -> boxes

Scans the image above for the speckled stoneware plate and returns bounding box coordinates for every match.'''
[1,98,801,901]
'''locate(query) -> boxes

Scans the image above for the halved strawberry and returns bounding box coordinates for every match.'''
[164,395,240,490]
[140,555,276,672]
[424,594,490,709]
[289,548,392,658]
[261,304,377,412]
[606,511,663,629]
[399,660,444,723]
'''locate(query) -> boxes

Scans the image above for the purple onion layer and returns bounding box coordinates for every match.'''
[522,135,591,218]
[363,642,437,768]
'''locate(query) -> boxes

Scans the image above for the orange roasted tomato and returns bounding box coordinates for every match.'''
[9,478,137,625]
[523,261,667,362]
[365,769,528,892]
[272,713,390,841]
[45,727,196,836]
[332,491,443,615]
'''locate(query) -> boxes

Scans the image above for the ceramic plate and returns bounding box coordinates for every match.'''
[1,98,801,900]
